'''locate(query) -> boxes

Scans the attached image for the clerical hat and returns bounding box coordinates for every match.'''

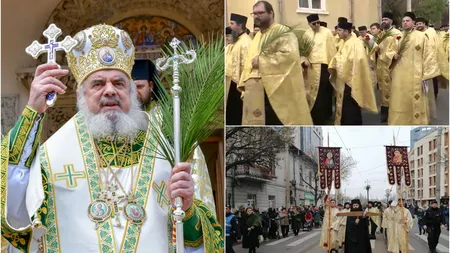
[358,26,367,31]
[416,17,428,25]
[132,59,160,101]
[320,21,328,27]
[231,13,248,25]
[307,14,320,23]
[338,22,353,30]
[344,202,350,206]
[403,12,416,21]
[338,17,348,23]
[382,12,394,20]
[351,199,361,206]
[368,201,374,205]
[430,200,438,205]
[226,26,232,35]
[337,203,343,207]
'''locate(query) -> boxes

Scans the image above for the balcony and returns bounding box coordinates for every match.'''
[234,165,275,182]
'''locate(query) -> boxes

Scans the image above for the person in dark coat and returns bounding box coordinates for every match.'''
[242,207,261,253]
[344,199,372,253]
[226,205,242,253]
[291,207,301,235]
[423,200,446,253]
[417,207,425,235]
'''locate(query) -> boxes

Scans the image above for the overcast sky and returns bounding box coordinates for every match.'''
[321,126,414,201]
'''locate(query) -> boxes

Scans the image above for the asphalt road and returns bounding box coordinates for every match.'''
[230,219,449,253]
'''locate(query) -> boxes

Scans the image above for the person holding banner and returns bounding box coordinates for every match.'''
[319,199,340,252]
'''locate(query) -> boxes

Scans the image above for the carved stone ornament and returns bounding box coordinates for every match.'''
[1,95,19,135]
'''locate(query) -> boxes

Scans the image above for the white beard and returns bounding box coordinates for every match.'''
[77,83,148,140]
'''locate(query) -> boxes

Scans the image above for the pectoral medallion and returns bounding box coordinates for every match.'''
[87,199,112,229]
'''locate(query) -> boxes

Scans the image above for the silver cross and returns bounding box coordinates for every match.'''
[25,24,77,107]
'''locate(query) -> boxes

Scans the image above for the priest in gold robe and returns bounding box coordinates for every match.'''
[370,12,402,123]
[328,21,378,125]
[226,13,252,125]
[337,202,350,248]
[319,199,340,251]
[383,199,413,253]
[303,14,337,125]
[388,12,440,125]
[238,0,312,125]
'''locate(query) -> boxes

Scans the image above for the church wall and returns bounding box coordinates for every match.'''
[1,0,61,118]
[226,0,380,31]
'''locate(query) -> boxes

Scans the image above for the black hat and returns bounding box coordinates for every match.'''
[358,26,367,31]
[403,12,416,21]
[416,17,428,25]
[132,59,159,100]
[337,203,343,207]
[230,13,248,25]
[307,14,320,23]
[344,202,350,206]
[338,22,353,30]
[226,27,232,35]
[430,200,438,205]
[368,201,374,205]
[338,17,348,23]
[382,12,394,20]
[226,205,231,209]
[320,21,328,27]
[351,199,361,205]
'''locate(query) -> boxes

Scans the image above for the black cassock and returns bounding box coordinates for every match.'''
[344,216,372,253]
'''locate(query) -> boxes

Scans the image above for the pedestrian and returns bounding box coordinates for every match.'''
[261,211,270,240]
[417,207,425,235]
[242,207,261,253]
[291,207,301,235]
[279,207,290,237]
[226,205,242,253]
[423,200,446,253]
[443,205,449,230]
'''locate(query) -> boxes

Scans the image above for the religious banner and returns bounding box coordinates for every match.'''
[318,147,341,190]
[385,146,411,186]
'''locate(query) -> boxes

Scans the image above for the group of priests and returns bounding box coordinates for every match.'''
[225,0,449,126]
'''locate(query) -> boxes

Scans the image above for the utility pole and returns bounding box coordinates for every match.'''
[406,0,412,11]
[385,189,391,204]
[292,150,297,206]
[436,128,443,204]
[365,180,371,204]
[378,0,383,22]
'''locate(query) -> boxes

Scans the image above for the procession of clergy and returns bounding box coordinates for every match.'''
[226,0,449,126]
[319,197,416,253]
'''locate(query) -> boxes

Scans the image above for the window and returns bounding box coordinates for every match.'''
[298,0,327,13]
[429,141,432,151]
[268,195,275,208]
[247,194,257,207]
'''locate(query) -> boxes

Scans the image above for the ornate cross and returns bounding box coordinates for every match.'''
[155,37,197,253]
[54,164,86,188]
[25,24,77,107]
[152,181,171,208]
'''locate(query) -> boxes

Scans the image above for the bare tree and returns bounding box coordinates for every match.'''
[299,150,357,206]
[226,127,293,172]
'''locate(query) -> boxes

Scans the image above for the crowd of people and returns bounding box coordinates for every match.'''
[226,198,449,253]
[225,0,449,126]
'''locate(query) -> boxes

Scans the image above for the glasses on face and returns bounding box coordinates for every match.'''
[251,11,267,17]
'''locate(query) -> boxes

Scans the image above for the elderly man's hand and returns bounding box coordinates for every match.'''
[28,63,69,114]
[167,162,194,212]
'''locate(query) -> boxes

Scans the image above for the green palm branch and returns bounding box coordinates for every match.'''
[148,35,224,167]
[444,33,449,44]
[375,30,394,45]
[397,31,411,56]
[259,24,314,57]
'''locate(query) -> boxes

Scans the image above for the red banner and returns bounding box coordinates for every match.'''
[318,147,341,190]
[385,146,411,186]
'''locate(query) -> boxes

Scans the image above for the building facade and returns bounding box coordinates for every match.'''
[408,127,449,207]
[227,127,324,210]
[226,0,380,31]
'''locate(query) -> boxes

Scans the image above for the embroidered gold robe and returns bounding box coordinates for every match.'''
[370,27,402,107]
[239,23,312,125]
[304,26,337,109]
[337,208,350,246]
[388,30,440,125]
[319,206,340,250]
[328,36,378,125]
[424,28,449,81]
[382,206,413,253]
[226,33,252,102]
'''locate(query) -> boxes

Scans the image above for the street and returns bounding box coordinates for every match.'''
[324,88,449,125]
[230,219,449,253]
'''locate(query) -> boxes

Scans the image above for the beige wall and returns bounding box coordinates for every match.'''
[227,0,380,31]
[1,0,60,111]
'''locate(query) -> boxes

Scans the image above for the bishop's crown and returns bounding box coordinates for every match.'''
[67,24,135,86]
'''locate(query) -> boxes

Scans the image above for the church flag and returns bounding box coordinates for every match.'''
[318,147,341,190]
[385,146,411,186]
